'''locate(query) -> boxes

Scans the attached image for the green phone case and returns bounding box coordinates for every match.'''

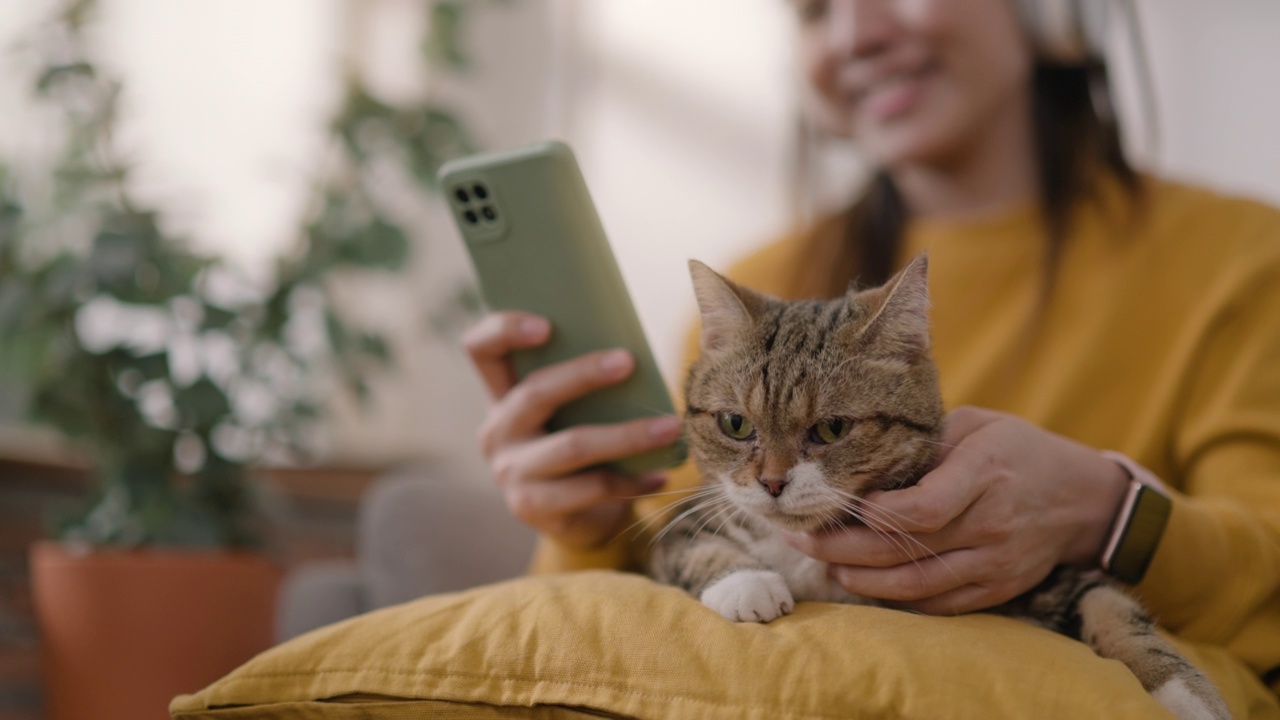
[439,141,687,475]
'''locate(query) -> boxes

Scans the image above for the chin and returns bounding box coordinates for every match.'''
[855,104,971,169]
[862,125,960,169]
[762,507,840,534]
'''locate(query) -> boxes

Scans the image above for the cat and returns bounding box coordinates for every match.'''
[648,256,1230,720]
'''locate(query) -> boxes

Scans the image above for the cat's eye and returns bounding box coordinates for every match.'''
[717,413,755,441]
[810,418,852,445]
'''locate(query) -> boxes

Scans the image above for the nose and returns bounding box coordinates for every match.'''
[823,0,897,60]
[758,477,790,498]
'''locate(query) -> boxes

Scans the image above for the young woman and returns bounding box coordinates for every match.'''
[463,0,1280,702]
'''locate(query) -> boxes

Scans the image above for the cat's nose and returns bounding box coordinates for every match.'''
[758,477,789,498]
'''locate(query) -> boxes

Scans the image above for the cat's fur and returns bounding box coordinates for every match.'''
[648,256,1230,720]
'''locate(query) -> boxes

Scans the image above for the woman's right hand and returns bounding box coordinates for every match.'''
[463,311,683,549]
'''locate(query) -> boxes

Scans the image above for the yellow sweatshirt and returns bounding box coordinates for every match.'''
[531,175,1280,688]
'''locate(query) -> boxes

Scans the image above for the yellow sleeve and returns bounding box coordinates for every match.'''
[1137,258,1280,677]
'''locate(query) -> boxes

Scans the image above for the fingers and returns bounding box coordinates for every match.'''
[785,523,962,568]
[502,471,664,530]
[935,405,1003,459]
[507,416,683,478]
[827,547,984,603]
[888,583,1012,616]
[858,447,992,534]
[479,349,636,451]
[463,312,552,400]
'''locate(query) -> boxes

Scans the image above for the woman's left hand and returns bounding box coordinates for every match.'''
[785,406,1131,615]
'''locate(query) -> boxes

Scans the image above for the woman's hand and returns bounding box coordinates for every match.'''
[463,311,683,550]
[785,406,1131,614]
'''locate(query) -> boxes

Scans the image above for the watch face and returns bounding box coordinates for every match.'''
[1109,485,1173,585]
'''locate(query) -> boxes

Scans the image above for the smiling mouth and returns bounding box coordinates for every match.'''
[852,61,939,121]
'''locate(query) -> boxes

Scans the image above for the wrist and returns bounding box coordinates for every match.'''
[1062,450,1131,567]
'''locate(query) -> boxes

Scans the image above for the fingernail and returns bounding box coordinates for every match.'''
[648,415,682,440]
[599,349,632,376]
[520,317,550,341]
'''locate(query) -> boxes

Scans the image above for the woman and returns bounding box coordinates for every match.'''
[464,0,1280,702]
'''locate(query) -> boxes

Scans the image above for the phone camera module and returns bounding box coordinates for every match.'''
[463,209,479,225]
[454,188,470,204]
[473,184,489,200]
[481,206,498,221]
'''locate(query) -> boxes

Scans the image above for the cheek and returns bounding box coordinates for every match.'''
[797,40,853,138]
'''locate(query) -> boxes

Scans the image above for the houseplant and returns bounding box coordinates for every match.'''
[0,1,480,718]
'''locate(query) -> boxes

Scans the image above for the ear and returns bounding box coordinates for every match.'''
[688,260,768,355]
[855,253,931,356]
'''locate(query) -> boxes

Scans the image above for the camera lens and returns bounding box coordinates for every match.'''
[454,188,470,203]
[473,184,489,200]
[481,206,497,221]
[463,210,479,225]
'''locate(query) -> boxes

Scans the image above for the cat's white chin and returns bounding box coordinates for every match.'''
[762,509,834,533]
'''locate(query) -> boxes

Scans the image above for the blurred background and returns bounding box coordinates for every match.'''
[0,1,1278,718]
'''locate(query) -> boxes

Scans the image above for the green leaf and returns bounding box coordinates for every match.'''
[336,219,409,270]
[424,1,469,70]
[406,108,473,188]
[174,377,232,431]
[90,230,147,290]
[200,302,238,330]
[35,62,95,95]
[127,351,169,381]
[358,333,391,364]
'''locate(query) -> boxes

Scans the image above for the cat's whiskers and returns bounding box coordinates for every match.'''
[844,501,964,588]
[836,501,937,582]
[649,494,736,547]
[688,493,741,538]
[620,485,724,540]
[917,438,964,452]
[840,487,930,528]
[694,501,741,539]
[713,508,745,538]
[822,486,962,586]
[617,485,717,501]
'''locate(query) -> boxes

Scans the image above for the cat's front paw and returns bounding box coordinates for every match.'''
[700,569,795,623]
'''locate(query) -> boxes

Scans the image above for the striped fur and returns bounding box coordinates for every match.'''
[648,257,1229,719]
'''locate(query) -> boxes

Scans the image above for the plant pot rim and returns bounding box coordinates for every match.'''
[31,540,279,567]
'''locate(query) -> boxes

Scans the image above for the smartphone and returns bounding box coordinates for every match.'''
[438,140,687,475]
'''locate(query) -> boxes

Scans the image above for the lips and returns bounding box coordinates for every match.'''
[843,59,938,122]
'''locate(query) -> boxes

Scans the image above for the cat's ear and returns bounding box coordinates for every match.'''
[689,260,767,355]
[853,254,931,357]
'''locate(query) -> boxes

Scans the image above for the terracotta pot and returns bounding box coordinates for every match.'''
[31,541,281,720]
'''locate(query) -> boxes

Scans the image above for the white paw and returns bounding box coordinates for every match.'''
[1152,678,1230,720]
[700,570,795,623]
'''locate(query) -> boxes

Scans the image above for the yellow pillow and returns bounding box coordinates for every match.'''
[171,571,1277,719]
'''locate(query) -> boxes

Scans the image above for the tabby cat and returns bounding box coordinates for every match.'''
[648,256,1229,720]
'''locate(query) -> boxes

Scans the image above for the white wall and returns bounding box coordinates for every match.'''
[560,0,797,378]
[1131,0,1280,204]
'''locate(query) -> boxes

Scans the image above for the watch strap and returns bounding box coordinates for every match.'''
[1098,451,1172,585]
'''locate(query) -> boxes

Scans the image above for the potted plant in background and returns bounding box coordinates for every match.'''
[0,1,480,718]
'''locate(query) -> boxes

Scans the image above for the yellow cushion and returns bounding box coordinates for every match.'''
[171,572,1279,719]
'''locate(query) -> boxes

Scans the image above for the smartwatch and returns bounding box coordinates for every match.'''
[1098,451,1172,585]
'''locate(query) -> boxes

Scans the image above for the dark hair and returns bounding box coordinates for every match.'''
[799,61,1141,297]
